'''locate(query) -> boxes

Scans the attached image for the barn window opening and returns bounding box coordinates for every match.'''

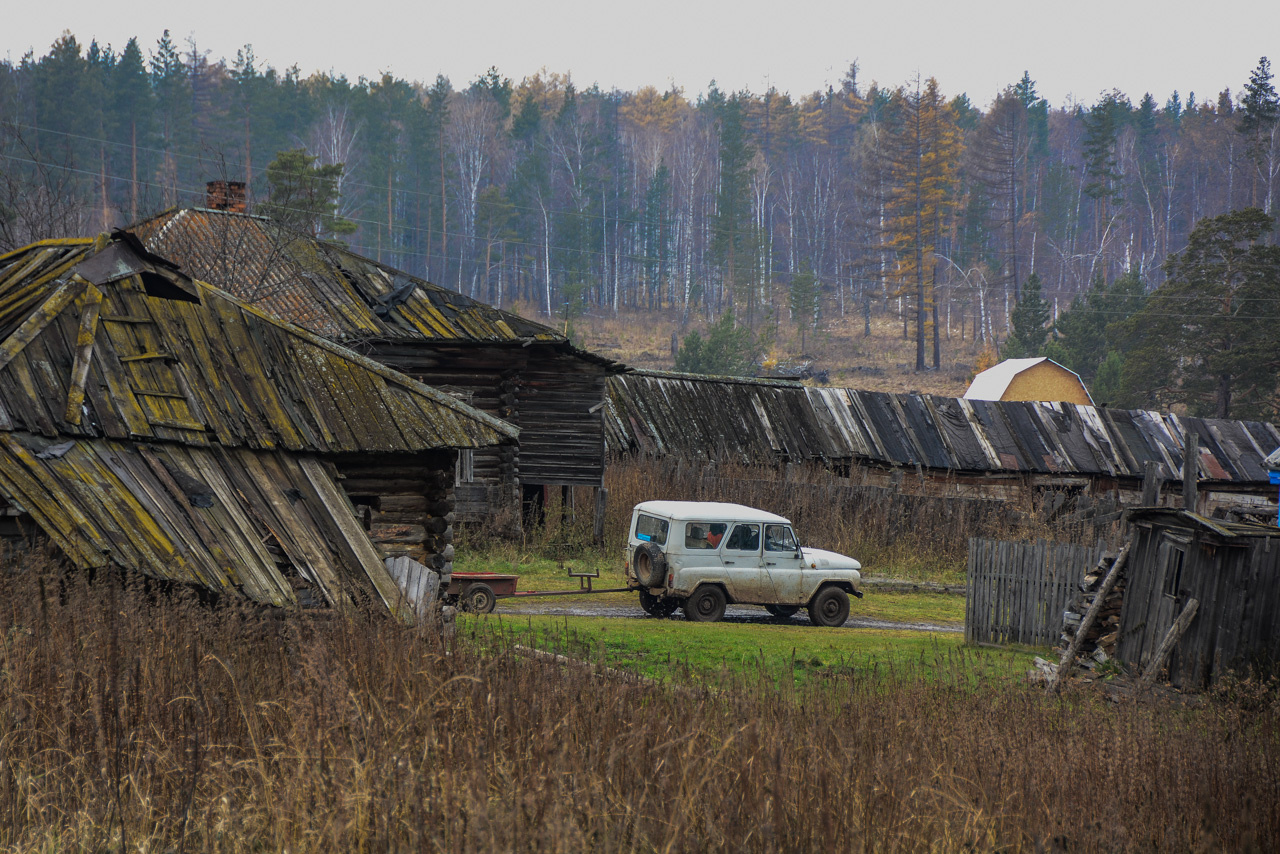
[456,449,474,484]
[1162,546,1185,599]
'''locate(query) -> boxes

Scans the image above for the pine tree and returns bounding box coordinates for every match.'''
[1124,208,1280,418]
[112,37,153,221]
[149,30,192,206]
[1003,272,1050,358]
[1238,57,1279,212]
[260,148,355,238]
[709,91,757,314]
[969,88,1030,299]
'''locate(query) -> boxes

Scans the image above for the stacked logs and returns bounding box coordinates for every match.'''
[1059,550,1127,669]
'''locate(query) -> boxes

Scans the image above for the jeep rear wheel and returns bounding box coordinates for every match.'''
[764,604,800,619]
[639,589,679,618]
[807,587,849,627]
[633,543,668,587]
[683,585,727,622]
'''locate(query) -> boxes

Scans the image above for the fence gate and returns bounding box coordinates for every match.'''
[966,538,1105,647]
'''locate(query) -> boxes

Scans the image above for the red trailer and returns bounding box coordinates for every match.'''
[445,566,628,613]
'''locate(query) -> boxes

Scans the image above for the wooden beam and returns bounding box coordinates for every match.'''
[0,278,87,374]
[1141,459,1160,507]
[593,486,608,545]
[63,283,103,424]
[1183,431,1199,511]
[1048,541,1131,692]
[1137,598,1200,690]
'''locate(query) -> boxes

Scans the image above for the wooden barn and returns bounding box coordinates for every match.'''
[132,200,621,527]
[964,357,1094,406]
[604,370,1280,511]
[1117,508,1280,688]
[0,232,516,620]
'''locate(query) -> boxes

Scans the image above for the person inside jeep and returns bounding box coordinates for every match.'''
[706,523,726,548]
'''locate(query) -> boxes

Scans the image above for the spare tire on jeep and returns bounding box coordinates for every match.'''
[633,542,668,587]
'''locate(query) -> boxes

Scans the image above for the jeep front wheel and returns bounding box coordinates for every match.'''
[683,586,727,623]
[807,587,849,627]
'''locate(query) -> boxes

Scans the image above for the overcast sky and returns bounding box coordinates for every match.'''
[6,1,1278,110]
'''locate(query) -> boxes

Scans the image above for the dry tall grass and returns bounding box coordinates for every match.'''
[2,554,1275,851]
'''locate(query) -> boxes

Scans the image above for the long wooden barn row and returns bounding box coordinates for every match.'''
[605,370,1280,504]
[133,204,623,524]
[0,233,516,619]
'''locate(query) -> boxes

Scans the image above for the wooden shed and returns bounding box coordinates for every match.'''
[0,233,516,620]
[1117,508,1280,688]
[132,206,621,527]
[964,357,1094,406]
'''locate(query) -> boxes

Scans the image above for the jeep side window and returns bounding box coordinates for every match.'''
[635,514,669,546]
[764,524,797,552]
[725,523,760,551]
[684,522,726,549]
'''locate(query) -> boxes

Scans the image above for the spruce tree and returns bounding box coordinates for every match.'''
[1003,272,1050,358]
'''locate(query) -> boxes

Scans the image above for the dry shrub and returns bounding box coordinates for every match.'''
[600,458,1066,579]
[2,553,1276,851]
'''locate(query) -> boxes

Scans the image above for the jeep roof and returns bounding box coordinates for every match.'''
[633,501,789,524]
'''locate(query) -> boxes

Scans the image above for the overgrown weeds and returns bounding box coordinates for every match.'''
[2,553,1276,850]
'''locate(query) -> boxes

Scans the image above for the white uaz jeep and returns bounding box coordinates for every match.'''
[625,500,863,626]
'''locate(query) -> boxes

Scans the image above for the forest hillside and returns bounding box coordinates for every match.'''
[3,34,1280,411]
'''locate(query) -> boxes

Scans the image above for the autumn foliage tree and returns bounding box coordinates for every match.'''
[883,77,962,370]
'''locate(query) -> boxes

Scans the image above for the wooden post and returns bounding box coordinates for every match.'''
[1141,460,1160,507]
[1137,598,1199,690]
[593,487,608,546]
[1049,541,1131,692]
[1183,431,1199,511]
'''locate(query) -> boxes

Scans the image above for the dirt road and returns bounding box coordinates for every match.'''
[495,600,962,633]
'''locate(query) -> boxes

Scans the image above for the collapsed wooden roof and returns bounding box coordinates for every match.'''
[133,207,593,352]
[605,371,1280,486]
[0,234,516,616]
[0,235,517,453]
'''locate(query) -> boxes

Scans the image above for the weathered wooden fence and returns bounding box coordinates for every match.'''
[966,538,1106,647]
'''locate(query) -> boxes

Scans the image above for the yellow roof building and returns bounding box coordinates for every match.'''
[964,357,1094,406]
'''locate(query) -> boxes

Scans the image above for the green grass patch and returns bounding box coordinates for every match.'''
[455,545,620,590]
[461,613,1038,687]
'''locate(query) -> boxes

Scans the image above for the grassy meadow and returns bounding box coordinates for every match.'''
[2,555,1277,852]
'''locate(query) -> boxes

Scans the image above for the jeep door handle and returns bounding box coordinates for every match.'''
[724,561,735,565]
[765,561,777,566]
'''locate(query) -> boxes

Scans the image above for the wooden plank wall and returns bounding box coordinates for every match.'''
[1118,523,1280,687]
[966,538,1105,647]
[518,351,608,486]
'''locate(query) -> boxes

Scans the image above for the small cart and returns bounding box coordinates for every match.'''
[445,565,629,613]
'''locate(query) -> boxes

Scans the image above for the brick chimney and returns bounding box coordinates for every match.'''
[205,180,247,214]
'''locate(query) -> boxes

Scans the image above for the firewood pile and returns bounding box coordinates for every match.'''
[1059,550,1127,669]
